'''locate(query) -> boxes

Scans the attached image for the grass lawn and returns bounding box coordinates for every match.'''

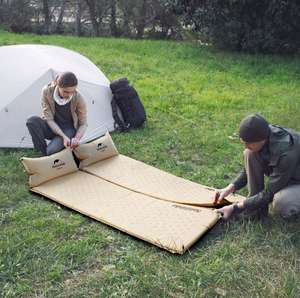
[0,30,299,297]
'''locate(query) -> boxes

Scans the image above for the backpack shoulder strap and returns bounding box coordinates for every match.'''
[111,96,130,132]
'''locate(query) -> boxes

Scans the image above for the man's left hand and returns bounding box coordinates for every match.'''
[216,205,235,220]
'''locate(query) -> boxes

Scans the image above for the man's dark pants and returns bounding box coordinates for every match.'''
[26,116,76,156]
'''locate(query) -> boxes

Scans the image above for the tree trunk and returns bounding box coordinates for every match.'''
[42,0,51,34]
[55,0,66,33]
[110,0,118,36]
[121,2,131,37]
[75,0,81,36]
[85,0,99,36]
[136,0,147,38]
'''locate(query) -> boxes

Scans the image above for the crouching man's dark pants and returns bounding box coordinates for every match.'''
[26,116,76,156]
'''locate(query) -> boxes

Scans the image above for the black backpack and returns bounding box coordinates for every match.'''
[110,78,146,132]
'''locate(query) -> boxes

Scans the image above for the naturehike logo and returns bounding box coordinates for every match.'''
[172,205,201,213]
[52,159,66,169]
[96,142,108,151]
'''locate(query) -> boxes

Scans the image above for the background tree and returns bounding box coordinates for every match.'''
[74,0,81,36]
[3,0,35,33]
[84,0,99,36]
[42,0,51,34]
[171,0,300,54]
[109,0,117,37]
[118,0,134,37]
[0,0,182,42]
[55,0,67,34]
[149,0,182,39]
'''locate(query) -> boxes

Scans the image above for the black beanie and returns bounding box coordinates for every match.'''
[239,114,270,142]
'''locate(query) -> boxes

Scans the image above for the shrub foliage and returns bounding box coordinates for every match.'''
[172,0,300,54]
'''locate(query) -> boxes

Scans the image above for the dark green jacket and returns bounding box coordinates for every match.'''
[232,125,300,210]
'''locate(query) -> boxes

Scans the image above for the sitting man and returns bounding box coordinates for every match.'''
[26,72,87,156]
[215,114,300,220]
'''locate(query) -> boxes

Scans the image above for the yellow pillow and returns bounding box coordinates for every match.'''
[74,132,118,168]
[21,149,78,187]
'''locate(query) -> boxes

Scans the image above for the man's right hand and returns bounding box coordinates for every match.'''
[70,137,80,149]
[63,136,71,148]
[214,183,235,205]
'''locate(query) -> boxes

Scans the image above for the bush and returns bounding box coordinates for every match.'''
[0,0,33,33]
[175,0,300,54]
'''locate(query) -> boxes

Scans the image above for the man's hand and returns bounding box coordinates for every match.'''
[214,183,235,205]
[217,201,245,220]
[63,136,71,148]
[216,205,235,220]
[70,137,80,149]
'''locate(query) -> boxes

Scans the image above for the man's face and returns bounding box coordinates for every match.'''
[241,139,266,152]
[58,86,77,99]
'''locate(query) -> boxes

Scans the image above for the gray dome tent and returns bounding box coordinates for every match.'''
[0,44,114,148]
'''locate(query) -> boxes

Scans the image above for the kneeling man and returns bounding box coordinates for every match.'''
[215,114,300,220]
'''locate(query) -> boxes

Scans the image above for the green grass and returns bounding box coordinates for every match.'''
[1,30,300,297]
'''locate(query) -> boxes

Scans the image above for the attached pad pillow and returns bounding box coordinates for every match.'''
[21,149,78,187]
[74,132,118,168]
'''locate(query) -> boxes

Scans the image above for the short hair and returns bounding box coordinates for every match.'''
[57,72,78,88]
[239,113,270,142]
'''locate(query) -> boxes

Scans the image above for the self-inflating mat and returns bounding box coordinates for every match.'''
[22,133,243,254]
